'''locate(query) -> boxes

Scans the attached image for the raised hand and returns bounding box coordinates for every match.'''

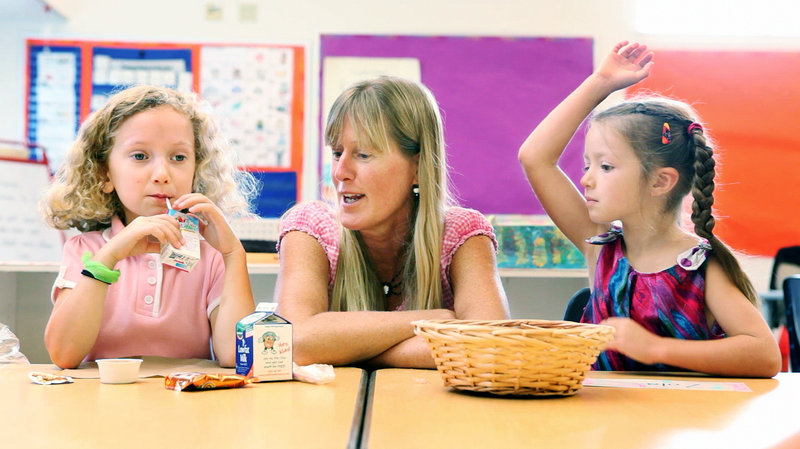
[594,41,654,92]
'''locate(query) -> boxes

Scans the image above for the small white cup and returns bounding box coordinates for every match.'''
[96,358,143,384]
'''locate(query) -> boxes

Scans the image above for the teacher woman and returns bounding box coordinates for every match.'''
[275,76,509,368]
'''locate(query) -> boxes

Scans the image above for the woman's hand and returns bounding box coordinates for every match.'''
[171,193,243,257]
[594,41,654,93]
[600,316,661,365]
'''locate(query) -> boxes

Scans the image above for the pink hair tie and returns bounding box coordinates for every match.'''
[688,122,703,134]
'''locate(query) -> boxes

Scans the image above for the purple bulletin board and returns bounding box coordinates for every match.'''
[320,35,593,215]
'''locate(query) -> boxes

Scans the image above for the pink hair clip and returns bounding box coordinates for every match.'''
[661,122,671,144]
[688,122,703,134]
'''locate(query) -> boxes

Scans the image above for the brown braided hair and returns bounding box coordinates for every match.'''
[592,98,758,305]
[688,124,758,304]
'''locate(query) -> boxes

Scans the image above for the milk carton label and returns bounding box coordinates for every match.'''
[236,311,292,381]
[160,209,201,272]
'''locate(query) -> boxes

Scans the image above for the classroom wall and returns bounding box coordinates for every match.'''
[2,0,794,362]
[5,0,800,201]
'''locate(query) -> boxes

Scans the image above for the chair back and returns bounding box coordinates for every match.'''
[784,275,800,372]
[770,246,800,290]
[563,287,591,322]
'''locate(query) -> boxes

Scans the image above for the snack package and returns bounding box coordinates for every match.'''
[164,372,250,391]
[160,200,201,272]
[28,371,74,385]
[1,323,29,364]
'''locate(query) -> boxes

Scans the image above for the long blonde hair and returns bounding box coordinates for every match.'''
[325,76,451,311]
[41,84,257,231]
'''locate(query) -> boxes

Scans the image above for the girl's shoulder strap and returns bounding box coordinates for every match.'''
[676,239,712,271]
[585,225,623,245]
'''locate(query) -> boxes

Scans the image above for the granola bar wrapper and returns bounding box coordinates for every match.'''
[28,371,74,385]
[165,372,251,392]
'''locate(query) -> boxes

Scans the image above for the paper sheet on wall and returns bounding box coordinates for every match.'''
[583,377,752,392]
[0,159,64,263]
[90,54,192,114]
[200,46,295,168]
[320,57,421,201]
[91,55,187,89]
[33,51,78,173]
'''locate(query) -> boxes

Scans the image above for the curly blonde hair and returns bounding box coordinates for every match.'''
[41,85,257,231]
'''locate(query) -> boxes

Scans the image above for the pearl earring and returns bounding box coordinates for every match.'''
[412,184,419,198]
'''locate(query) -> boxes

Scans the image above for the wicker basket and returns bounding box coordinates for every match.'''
[413,319,615,396]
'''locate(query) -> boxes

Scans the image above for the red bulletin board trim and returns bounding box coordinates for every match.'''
[291,45,305,198]
[80,43,92,119]
[629,50,800,257]
[0,155,51,167]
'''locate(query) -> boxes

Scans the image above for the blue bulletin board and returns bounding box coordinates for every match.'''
[89,47,193,112]
[248,171,298,218]
[26,44,82,164]
[320,35,593,215]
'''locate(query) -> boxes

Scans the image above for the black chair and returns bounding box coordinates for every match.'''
[563,287,591,322]
[769,246,800,290]
[784,275,800,372]
[764,246,800,328]
[770,246,800,290]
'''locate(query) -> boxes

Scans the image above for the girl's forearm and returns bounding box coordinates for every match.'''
[44,279,109,368]
[212,248,255,367]
[519,74,615,169]
[652,334,781,378]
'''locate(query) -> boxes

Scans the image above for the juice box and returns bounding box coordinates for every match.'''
[160,208,201,272]
[235,308,292,382]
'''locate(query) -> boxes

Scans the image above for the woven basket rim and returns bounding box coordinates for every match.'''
[412,318,615,396]
[412,318,614,334]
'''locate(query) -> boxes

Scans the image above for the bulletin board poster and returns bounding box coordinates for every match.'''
[90,46,193,112]
[26,44,81,169]
[630,50,800,257]
[25,39,304,218]
[319,35,594,215]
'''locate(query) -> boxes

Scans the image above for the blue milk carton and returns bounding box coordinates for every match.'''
[235,305,293,382]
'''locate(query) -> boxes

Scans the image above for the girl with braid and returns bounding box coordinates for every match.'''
[518,41,780,377]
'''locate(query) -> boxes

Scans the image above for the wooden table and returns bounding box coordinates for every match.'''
[0,363,367,449]
[363,369,800,449]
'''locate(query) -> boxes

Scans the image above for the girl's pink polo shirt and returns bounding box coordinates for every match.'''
[51,216,225,361]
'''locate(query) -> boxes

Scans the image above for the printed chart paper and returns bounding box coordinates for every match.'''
[583,377,751,392]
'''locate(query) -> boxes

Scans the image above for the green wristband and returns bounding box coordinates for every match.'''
[81,251,121,284]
